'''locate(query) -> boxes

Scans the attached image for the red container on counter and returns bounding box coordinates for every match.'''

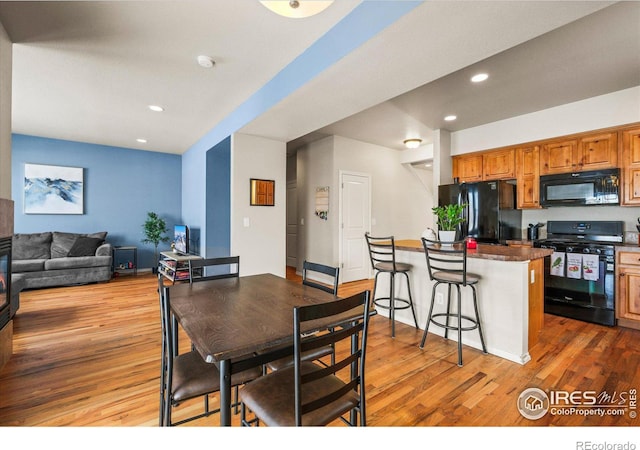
[466,237,477,249]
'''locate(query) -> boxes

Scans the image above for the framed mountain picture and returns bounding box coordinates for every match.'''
[24,163,84,214]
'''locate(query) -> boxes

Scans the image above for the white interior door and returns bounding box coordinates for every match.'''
[340,172,371,283]
[286,182,297,268]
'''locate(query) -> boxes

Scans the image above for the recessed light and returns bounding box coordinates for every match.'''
[136,138,147,143]
[403,138,422,149]
[471,73,489,83]
[148,105,164,112]
[444,115,457,121]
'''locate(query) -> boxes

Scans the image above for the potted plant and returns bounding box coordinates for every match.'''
[432,203,466,244]
[141,211,170,272]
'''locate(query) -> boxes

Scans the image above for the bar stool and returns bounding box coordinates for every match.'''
[365,233,418,338]
[419,238,487,366]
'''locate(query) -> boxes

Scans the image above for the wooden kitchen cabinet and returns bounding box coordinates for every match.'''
[483,148,515,180]
[616,250,640,330]
[577,131,618,171]
[540,132,617,175]
[621,127,640,205]
[540,139,578,174]
[515,145,540,209]
[452,154,483,182]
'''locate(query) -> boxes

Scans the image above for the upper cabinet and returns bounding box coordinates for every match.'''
[453,149,515,183]
[483,148,515,181]
[452,154,483,183]
[621,126,640,206]
[515,145,541,209]
[540,132,617,175]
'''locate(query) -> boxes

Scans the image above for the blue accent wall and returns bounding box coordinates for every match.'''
[11,134,182,269]
[205,137,231,258]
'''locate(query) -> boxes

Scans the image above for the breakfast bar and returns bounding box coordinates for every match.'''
[374,240,552,365]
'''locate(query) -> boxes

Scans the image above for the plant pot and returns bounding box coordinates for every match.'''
[438,230,457,246]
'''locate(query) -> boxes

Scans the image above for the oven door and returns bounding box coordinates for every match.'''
[542,252,615,326]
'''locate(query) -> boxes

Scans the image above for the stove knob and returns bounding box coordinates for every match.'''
[583,248,591,254]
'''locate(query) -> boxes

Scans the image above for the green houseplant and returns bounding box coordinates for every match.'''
[141,211,170,271]
[432,203,466,243]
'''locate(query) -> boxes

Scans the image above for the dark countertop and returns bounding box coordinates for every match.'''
[394,239,553,262]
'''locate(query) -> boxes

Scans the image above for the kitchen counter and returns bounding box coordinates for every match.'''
[373,239,552,365]
[395,239,552,261]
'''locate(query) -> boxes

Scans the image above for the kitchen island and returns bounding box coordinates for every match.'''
[374,240,552,365]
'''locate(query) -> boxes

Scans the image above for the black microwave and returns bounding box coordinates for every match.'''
[540,168,620,207]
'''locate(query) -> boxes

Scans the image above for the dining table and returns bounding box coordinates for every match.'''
[166,272,368,426]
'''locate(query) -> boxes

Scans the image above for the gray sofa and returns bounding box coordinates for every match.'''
[12,231,113,290]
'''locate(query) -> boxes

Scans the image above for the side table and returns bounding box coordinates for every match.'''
[113,246,137,276]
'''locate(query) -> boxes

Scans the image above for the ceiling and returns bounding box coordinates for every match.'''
[1,1,639,156]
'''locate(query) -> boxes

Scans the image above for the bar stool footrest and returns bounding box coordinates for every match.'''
[372,296,413,311]
[430,313,480,332]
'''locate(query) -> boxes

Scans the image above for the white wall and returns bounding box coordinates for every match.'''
[451,86,640,155]
[0,22,11,199]
[231,133,286,277]
[450,86,640,238]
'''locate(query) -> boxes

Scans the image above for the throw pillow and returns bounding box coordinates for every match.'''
[67,237,104,257]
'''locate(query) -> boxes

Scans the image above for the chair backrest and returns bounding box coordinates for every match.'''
[293,290,371,426]
[364,233,398,272]
[421,238,470,285]
[188,256,240,283]
[302,260,339,295]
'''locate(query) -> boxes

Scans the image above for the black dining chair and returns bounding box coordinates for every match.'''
[239,290,371,426]
[158,274,261,426]
[188,256,240,283]
[266,260,339,371]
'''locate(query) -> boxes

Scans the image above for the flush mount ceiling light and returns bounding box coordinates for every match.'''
[403,138,422,149]
[260,1,334,18]
[471,73,489,83]
[148,105,164,112]
[444,115,457,122]
[197,55,215,68]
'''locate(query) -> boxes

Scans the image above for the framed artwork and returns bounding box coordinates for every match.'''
[250,179,275,206]
[24,163,84,214]
[315,186,329,220]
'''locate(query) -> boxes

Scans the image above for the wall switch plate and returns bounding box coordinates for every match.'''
[625,231,639,245]
[243,217,250,227]
[436,292,444,305]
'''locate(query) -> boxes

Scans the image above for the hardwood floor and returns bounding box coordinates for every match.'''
[1,270,639,430]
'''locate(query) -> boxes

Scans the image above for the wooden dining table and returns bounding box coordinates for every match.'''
[167,272,368,426]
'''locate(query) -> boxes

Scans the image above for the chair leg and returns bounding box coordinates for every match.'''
[420,282,439,348]
[401,272,419,329]
[456,284,463,367]
[389,272,396,337]
[444,283,452,339]
[471,285,488,354]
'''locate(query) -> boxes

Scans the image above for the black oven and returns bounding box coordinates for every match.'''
[534,221,623,327]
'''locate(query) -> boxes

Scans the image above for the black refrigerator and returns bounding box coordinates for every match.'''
[438,180,522,244]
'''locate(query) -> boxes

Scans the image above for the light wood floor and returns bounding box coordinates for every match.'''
[1,270,639,428]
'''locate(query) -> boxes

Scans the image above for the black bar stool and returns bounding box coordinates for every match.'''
[365,233,418,338]
[419,238,487,366]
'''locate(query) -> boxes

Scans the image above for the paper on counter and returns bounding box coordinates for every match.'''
[566,253,582,279]
[582,254,599,281]
[550,252,565,277]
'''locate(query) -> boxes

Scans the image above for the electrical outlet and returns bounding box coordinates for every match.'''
[436,292,444,305]
[626,231,639,245]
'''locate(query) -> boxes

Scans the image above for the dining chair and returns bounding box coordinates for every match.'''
[266,260,339,371]
[188,256,240,283]
[158,274,261,426]
[239,290,371,427]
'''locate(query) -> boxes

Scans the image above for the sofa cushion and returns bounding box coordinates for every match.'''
[12,259,47,273]
[51,231,107,258]
[67,237,104,257]
[44,255,112,271]
[12,232,52,260]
